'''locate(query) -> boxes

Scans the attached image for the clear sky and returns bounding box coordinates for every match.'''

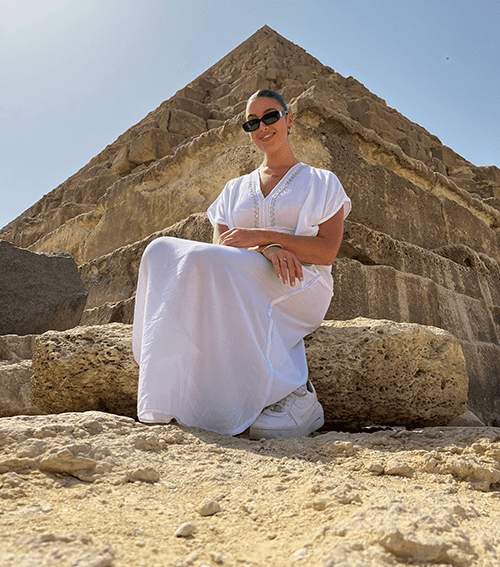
[1,0,499,230]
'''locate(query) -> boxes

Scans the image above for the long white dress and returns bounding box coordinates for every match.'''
[132,163,351,436]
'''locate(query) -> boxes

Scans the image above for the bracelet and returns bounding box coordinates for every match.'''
[262,243,283,254]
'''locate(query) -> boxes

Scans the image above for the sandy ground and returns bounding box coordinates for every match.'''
[0,412,499,567]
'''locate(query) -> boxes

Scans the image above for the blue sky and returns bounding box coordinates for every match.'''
[1,0,499,230]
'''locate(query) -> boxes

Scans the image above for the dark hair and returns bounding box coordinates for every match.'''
[247,89,288,112]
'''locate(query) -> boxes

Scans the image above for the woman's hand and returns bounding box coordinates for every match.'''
[218,227,264,249]
[263,246,303,286]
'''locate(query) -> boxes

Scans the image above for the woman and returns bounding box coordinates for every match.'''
[132,89,351,439]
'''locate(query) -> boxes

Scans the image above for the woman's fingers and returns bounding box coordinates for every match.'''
[264,248,303,286]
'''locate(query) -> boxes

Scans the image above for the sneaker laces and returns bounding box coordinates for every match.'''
[266,384,308,413]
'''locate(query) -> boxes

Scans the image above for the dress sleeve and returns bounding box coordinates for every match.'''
[293,168,351,237]
[207,181,231,227]
[318,170,351,224]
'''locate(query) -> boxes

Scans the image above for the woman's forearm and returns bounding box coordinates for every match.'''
[257,231,339,265]
[215,210,345,265]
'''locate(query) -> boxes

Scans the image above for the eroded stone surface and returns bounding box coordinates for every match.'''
[31,324,137,417]
[29,320,466,429]
[306,318,468,429]
[0,411,499,566]
[0,241,87,336]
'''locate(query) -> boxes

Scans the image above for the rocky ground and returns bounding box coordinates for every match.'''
[1,412,499,567]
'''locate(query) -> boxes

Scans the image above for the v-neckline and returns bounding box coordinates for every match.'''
[256,162,303,199]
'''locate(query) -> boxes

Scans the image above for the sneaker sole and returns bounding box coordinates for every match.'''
[248,403,324,440]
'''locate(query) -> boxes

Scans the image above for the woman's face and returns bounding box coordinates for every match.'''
[245,97,293,154]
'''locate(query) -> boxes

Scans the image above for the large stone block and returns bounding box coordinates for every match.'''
[30,320,467,430]
[79,213,213,310]
[0,334,39,417]
[305,318,468,429]
[0,241,88,336]
[32,324,138,417]
[328,257,500,424]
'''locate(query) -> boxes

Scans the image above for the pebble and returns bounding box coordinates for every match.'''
[367,462,384,475]
[199,498,222,516]
[175,523,197,537]
[130,467,160,483]
[185,551,199,564]
[311,498,327,511]
[293,548,308,561]
[210,551,226,564]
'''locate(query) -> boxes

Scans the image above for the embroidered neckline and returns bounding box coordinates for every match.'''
[249,163,307,228]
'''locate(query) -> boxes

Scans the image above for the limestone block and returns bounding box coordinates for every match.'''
[0,334,39,417]
[305,318,468,429]
[177,83,207,103]
[167,108,207,138]
[0,241,88,336]
[31,324,138,417]
[397,137,427,162]
[169,96,211,120]
[80,297,135,326]
[29,318,467,428]
[210,83,231,101]
[0,334,36,361]
[207,119,225,130]
[128,129,170,165]
[79,213,213,310]
[0,360,38,417]
[229,72,268,101]
[111,146,134,175]
[209,109,227,121]
[27,209,104,265]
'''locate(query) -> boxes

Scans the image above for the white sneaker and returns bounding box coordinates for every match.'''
[249,380,324,440]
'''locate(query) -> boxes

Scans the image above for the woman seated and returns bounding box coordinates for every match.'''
[132,89,351,438]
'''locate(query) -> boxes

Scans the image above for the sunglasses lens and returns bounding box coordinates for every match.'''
[261,111,280,125]
[242,119,259,132]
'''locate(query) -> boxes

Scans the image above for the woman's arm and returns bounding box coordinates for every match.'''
[212,223,229,244]
[217,208,345,266]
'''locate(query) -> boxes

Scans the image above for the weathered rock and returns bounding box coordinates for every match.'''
[0,335,39,417]
[0,241,87,336]
[79,212,212,311]
[328,257,500,425]
[0,411,499,566]
[29,320,466,429]
[199,498,222,516]
[31,323,138,417]
[305,318,468,429]
[0,360,38,417]
[449,410,485,427]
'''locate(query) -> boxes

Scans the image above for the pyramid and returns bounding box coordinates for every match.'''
[1,26,500,424]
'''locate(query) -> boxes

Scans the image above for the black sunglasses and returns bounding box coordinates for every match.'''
[242,110,288,132]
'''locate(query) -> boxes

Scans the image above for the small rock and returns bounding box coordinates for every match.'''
[199,498,221,516]
[175,523,197,537]
[267,532,277,540]
[293,548,308,561]
[185,551,199,564]
[210,551,226,564]
[384,461,414,477]
[367,462,384,475]
[130,467,160,483]
[448,410,485,427]
[311,498,327,511]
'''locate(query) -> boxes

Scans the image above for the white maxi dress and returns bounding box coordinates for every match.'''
[132,163,351,436]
